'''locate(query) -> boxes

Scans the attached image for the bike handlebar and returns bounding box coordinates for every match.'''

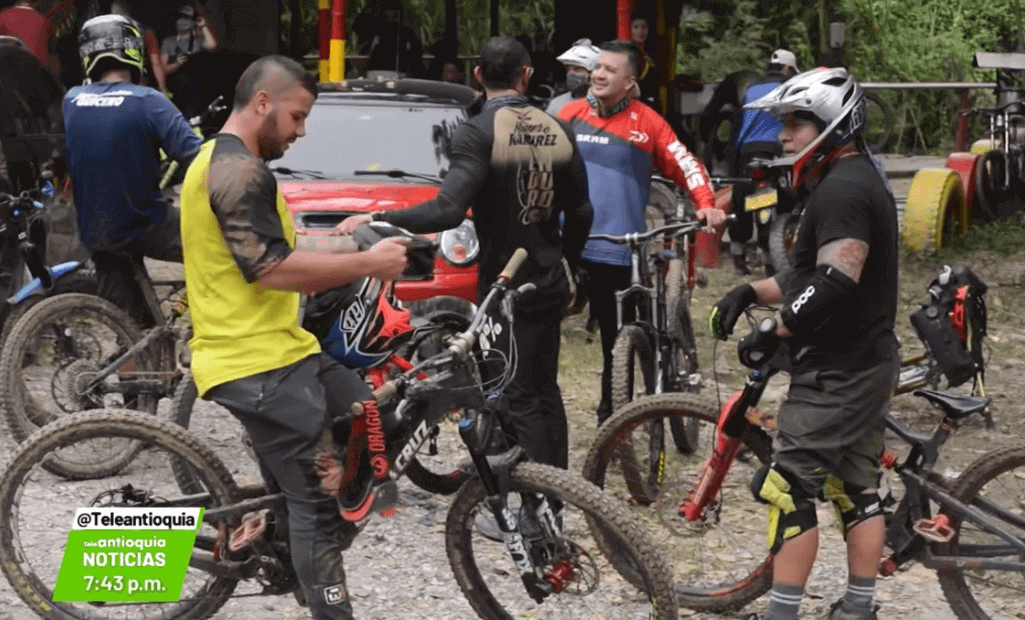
[373,247,531,402]
[960,99,1024,117]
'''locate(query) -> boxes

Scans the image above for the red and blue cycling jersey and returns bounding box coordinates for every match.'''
[559,96,715,266]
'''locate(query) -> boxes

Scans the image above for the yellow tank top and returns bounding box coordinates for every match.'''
[180,136,319,397]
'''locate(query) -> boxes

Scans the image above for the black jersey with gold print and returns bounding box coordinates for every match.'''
[377,95,592,315]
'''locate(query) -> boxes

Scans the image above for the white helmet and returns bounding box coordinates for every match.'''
[745,67,866,182]
[557,38,600,72]
[768,49,798,74]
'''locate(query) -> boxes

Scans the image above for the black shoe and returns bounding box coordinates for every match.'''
[596,401,612,427]
[732,253,751,276]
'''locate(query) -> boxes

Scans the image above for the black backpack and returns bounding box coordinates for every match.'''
[909,265,988,389]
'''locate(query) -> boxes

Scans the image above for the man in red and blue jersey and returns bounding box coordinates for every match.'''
[559,39,725,424]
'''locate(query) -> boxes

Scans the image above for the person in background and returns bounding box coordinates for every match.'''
[336,36,593,473]
[546,38,599,116]
[364,0,423,77]
[0,0,56,74]
[160,4,217,119]
[63,14,201,329]
[630,12,658,106]
[728,49,799,276]
[558,40,725,426]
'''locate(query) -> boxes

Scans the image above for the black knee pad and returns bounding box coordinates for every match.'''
[821,475,886,537]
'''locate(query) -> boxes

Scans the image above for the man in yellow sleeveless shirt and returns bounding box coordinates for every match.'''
[180,55,408,619]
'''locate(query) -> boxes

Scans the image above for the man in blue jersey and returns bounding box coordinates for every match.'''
[63,13,202,328]
[728,49,798,276]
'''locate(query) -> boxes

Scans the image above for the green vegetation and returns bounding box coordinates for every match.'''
[283,0,1025,152]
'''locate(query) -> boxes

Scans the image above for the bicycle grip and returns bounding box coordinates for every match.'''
[373,381,397,402]
[499,248,528,282]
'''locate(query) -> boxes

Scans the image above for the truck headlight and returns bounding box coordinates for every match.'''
[438,218,479,267]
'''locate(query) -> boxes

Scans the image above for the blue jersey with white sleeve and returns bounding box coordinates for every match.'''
[63,82,201,249]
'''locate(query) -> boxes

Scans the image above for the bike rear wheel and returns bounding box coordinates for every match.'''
[445,461,678,619]
[0,293,161,478]
[582,392,774,612]
[768,210,800,273]
[937,445,1025,620]
[0,409,240,620]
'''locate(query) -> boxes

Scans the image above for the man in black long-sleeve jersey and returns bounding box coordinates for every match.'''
[337,36,593,470]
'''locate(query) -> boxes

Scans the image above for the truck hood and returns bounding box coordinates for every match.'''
[281,181,441,215]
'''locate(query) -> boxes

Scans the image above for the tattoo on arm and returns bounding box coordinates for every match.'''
[817,238,869,282]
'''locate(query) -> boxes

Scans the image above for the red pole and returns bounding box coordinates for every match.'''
[617,0,635,40]
[318,0,330,81]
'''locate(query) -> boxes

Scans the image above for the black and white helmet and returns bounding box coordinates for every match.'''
[745,67,866,169]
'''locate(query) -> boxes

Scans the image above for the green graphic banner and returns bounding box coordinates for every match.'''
[52,507,204,603]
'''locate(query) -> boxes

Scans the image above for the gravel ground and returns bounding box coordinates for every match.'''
[0,175,1020,620]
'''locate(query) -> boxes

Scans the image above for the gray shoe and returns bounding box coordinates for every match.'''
[829,597,879,620]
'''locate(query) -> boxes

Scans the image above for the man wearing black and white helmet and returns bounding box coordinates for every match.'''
[709,67,899,620]
[64,14,201,329]
[545,38,599,116]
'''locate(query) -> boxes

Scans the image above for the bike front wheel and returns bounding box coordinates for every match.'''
[937,445,1025,620]
[445,461,678,620]
[0,409,241,620]
[582,392,774,612]
[0,293,161,478]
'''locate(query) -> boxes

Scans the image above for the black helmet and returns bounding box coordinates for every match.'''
[78,14,146,83]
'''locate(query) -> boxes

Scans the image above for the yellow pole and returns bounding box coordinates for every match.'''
[329,0,346,81]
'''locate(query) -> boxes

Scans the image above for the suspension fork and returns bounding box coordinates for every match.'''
[458,404,553,602]
[679,368,773,521]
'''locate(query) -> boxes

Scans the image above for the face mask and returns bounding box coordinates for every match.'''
[566,73,588,91]
[176,18,194,33]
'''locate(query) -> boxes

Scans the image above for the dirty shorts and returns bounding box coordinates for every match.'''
[774,356,899,495]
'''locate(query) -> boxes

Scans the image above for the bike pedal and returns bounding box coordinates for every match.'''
[228,509,271,552]
[913,514,955,542]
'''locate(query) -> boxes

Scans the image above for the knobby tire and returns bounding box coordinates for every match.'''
[582,392,774,612]
[445,461,678,619]
[0,409,241,620]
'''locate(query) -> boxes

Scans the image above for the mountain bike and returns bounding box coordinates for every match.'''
[0,249,679,620]
[582,314,1024,618]
[962,99,1025,222]
[0,174,97,347]
[0,267,188,478]
[589,215,708,500]
[169,293,475,497]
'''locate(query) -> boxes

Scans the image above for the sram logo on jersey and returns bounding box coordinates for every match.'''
[72,91,131,107]
[576,134,610,145]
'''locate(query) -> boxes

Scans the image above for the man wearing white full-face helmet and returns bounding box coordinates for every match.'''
[545,38,599,116]
[709,68,899,620]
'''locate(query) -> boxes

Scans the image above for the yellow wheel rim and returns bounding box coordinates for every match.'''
[903,168,969,253]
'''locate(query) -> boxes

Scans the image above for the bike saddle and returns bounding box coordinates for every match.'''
[914,389,990,420]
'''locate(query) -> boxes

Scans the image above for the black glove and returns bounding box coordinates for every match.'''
[738,317,781,369]
[709,283,756,340]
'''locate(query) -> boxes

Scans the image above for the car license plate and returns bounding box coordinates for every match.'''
[745,189,778,212]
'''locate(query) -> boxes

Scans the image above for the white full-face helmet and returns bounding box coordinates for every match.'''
[556,38,600,72]
[745,67,866,185]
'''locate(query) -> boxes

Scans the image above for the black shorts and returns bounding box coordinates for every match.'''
[774,357,899,495]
